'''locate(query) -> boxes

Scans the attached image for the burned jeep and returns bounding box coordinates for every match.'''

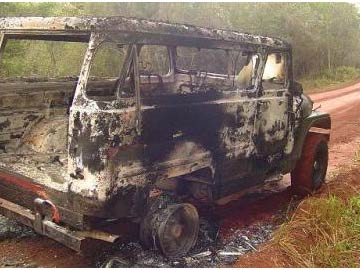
[0,17,330,258]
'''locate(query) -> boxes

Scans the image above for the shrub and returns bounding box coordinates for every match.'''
[299,66,360,93]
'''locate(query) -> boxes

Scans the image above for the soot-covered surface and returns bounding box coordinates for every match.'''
[95,218,278,268]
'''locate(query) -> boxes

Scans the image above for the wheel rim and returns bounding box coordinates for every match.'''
[102,257,130,268]
[157,204,199,258]
[312,143,328,189]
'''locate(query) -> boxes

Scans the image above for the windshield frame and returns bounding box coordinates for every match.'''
[73,32,135,104]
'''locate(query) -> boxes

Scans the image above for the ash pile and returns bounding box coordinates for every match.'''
[99,218,277,268]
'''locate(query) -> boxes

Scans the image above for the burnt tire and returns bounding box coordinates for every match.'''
[140,202,199,258]
[291,133,328,195]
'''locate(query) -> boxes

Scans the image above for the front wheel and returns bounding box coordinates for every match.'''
[291,133,329,195]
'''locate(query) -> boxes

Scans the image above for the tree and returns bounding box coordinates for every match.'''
[1,2,359,79]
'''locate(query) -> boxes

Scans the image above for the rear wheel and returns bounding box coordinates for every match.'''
[291,133,328,195]
[140,200,199,258]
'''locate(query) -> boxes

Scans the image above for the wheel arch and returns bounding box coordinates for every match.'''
[282,111,331,173]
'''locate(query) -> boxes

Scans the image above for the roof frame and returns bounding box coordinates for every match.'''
[0,17,290,50]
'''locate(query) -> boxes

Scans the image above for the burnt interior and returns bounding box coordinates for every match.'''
[0,78,75,184]
[84,44,258,101]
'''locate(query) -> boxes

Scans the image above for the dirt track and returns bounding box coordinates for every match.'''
[312,82,360,171]
[0,83,360,267]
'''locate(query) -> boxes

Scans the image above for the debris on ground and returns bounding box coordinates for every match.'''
[98,218,278,268]
[0,216,35,240]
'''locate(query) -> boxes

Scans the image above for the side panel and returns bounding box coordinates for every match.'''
[68,90,262,212]
[140,91,258,183]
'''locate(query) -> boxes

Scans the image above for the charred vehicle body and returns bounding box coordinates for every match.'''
[0,17,330,257]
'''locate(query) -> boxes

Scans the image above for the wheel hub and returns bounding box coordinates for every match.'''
[170,224,183,239]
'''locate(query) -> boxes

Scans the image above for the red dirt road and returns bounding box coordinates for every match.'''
[0,83,360,267]
[311,81,360,171]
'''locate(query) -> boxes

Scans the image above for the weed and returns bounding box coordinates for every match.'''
[275,194,360,267]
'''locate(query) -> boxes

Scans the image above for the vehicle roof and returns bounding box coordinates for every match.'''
[0,16,290,50]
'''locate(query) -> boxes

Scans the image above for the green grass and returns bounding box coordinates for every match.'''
[299,66,360,94]
[275,195,360,267]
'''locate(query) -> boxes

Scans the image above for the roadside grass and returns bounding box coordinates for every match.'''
[299,66,360,94]
[354,151,360,163]
[274,172,360,267]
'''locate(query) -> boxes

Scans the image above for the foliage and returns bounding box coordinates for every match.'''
[0,2,360,83]
[0,39,86,78]
[300,66,360,93]
[275,195,360,267]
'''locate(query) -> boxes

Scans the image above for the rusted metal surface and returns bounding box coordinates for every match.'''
[0,196,86,251]
[0,16,330,254]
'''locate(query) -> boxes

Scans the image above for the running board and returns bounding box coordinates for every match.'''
[0,197,119,252]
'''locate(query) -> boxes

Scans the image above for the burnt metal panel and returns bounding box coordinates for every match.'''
[0,17,289,50]
[0,196,119,252]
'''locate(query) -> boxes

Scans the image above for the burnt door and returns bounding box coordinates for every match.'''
[254,52,290,159]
